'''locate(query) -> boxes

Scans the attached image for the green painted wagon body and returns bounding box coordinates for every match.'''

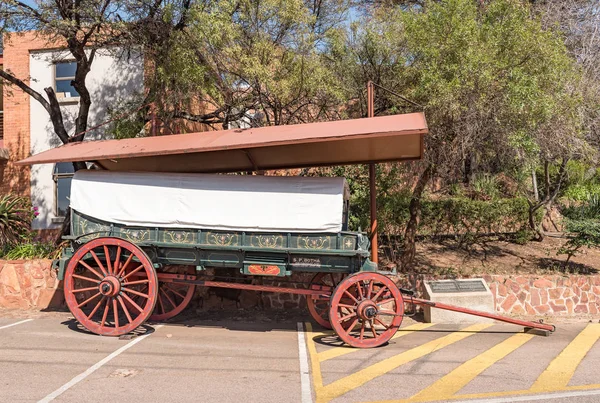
[55,210,376,280]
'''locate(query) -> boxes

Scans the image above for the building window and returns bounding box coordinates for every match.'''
[53,162,74,218]
[55,61,79,99]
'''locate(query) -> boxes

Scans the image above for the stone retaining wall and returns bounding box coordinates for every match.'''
[1,259,599,318]
[483,274,600,316]
[401,273,600,317]
[0,259,63,309]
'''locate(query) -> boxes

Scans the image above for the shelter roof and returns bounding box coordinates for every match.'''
[17,112,427,173]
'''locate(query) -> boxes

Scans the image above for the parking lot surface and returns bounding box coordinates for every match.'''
[1,313,599,403]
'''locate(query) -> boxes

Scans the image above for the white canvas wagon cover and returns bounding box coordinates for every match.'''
[71,170,350,233]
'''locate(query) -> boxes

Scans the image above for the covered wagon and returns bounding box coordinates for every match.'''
[18,111,554,348]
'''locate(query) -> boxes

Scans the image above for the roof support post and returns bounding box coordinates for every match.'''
[367,81,378,265]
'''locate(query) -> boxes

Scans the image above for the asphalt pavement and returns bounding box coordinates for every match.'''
[1,312,599,403]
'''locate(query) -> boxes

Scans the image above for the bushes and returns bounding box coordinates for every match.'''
[0,195,35,251]
[559,195,600,263]
[0,194,55,259]
[378,193,536,245]
[419,197,534,244]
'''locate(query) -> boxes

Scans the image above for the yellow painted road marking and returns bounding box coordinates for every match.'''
[406,332,535,402]
[317,323,493,402]
[318,323,435,362]
[306,322,325,389]
[530,323,600,392]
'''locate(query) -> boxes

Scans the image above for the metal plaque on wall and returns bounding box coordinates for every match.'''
[428,279,487,293]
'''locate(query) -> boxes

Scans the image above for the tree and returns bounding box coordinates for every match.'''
[331,0,586,268]
[109,0,352,136]
[0,0,139,170]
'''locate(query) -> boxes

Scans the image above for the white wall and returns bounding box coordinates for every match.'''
[29,48,144,230]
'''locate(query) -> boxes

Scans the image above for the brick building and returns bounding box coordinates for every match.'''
[0,32,144,232]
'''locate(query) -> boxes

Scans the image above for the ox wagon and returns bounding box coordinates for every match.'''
[19,111,554,348]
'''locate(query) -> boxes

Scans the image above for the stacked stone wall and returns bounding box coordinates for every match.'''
[1,259,600,318]
[0,259,63,309]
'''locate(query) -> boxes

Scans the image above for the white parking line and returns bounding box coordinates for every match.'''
[0,319,33,330]
[297,322,313,403]
[453,388,600,403]
[38,325,164,403]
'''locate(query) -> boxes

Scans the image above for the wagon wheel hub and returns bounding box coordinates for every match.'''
[357,300,378,320]
[99,276,121,297]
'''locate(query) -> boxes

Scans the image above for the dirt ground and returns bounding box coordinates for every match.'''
[404,235,600,277]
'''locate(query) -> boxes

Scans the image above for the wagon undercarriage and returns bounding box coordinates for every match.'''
[64,237,554,348]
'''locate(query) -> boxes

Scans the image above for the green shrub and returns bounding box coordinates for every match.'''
[562,194,600,220]
[377,194,536,246]
[419,197,534,242]
[472,174,500,200]
[558,219,600,263]
[563,184,600,202]
[0,195,35,251]
[3,241,56,260]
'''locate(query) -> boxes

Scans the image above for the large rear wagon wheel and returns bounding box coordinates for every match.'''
[307,273,346,329]
[64,237,158,336]
[329,272,404,348]
[151,267,196,321]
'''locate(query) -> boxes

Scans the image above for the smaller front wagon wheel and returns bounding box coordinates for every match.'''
[329,272,404,348]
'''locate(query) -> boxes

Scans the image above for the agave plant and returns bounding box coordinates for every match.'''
[0,194,34,250]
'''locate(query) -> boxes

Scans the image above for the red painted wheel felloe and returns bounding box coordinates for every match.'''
[151,267,196,321]
[307,272,347,329]
[329,272,404,348]
[64,237,158,336]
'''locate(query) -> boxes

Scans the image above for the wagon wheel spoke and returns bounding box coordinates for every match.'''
[122,287,150,299]
[374,317,390,330]
[72,286,100,294]
[338,311,356,323]
[164,284,187,300]
[160,287,177,309]
[117,253,134,278]
[87,296,106,320]
[114,246,122,274]
[157,292,166,315]
[329,273,337,287]
[357,282,365,300]
[100,299,110,328]
[122,264,145,280]
[117,296,133,323]
[77,292,101,308]
[371,286,388,302]
[77,260,105,280]
[72,273,101,284]
[90,250,109,277]
[343,290,359,304]
[346,317,359,331]
[112,298,119,328]
[359,322,366,340]
[104,246,113,274]
[366,280,374,299]
[121,292,144,313]
[377,298,396,306]
[370,320,378,338]
[125,279,150,286]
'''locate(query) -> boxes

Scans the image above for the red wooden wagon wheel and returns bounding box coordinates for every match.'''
[151,267,196,321]
[64,237,158,336]
[329,272,404,348]
[307,273,347,329]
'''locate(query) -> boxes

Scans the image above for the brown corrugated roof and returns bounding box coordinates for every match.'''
[17,113,427,173]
